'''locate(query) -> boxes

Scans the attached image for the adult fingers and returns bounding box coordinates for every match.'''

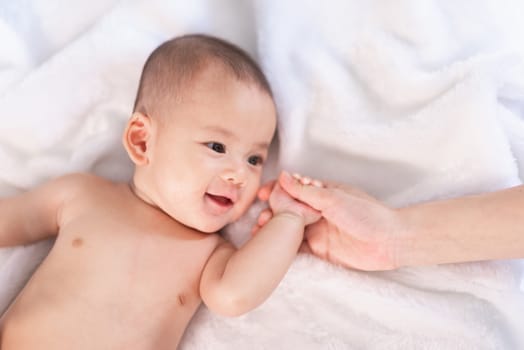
[298,241,312,254]
[278,171,334,212]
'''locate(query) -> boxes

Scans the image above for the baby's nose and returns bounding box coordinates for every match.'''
[220,167,246,187]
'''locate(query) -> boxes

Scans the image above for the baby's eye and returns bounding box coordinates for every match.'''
[248,155,263,166]
[207,142,226,153]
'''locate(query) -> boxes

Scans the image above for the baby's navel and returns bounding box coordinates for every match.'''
[72,237,83,248]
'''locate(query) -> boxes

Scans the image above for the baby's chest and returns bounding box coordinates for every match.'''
[52,224,217,298]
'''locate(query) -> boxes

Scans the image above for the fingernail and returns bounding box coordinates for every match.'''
[280,171,293,183]
[301,177,312,185]
[312,179,323,188]
[292,173,302,180]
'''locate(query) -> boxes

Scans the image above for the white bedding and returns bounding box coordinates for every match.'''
[1,0,524,349]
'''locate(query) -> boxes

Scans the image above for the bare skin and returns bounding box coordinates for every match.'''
[257,172,524,271]
[0,173,318,349]
[0,49,321,348]
[0,176,218,350]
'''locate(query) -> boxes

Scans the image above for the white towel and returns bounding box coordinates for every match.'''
[182,0,524,348]
[1,1,523,348]
[0,0,256,315]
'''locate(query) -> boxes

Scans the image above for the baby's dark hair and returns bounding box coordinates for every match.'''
[133,34,272,115]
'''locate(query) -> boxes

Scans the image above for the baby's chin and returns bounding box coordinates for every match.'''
[185,217,230,234]
[172,204,247,234]
[191,209,248,234]
[163,206,230,234]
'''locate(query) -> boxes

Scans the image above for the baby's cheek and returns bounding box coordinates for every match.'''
[233,190,257,219]
[244,177,259,198]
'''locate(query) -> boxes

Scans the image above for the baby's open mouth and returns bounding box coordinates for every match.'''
[206,193,233,207]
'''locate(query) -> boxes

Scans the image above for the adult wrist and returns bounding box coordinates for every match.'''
[392,207,419,269]
[395,201,453,268]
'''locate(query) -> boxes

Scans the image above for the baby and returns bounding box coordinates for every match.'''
[0,34,320,349]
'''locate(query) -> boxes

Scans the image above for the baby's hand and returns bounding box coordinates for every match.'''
[268,172,323,225]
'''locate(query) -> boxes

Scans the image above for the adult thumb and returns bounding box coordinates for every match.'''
[278,171,333,211]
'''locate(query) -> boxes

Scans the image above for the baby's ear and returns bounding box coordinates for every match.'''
[122,112,152,166]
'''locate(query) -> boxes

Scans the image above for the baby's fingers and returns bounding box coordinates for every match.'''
[257,180,276,201]
[257,208,273,227]
[251,208,274,236]
[251,224,262,236]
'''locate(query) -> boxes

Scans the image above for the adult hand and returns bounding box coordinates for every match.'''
[258,172,524,270]
[258,172,404,271]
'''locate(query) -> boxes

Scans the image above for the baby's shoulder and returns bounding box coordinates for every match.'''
[50,172,111,197]
[49,173,120,214]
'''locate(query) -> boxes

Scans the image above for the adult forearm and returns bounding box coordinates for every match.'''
[397,185,524,267]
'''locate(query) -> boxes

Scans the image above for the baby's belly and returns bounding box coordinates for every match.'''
[0,258,201,350]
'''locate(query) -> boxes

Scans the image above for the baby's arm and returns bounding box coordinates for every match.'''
[0,174,84,246]
[199,172,321,317]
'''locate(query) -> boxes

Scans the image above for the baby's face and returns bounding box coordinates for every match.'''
[146,69,276,233]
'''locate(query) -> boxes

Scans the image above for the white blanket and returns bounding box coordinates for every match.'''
[1,0,524,349]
